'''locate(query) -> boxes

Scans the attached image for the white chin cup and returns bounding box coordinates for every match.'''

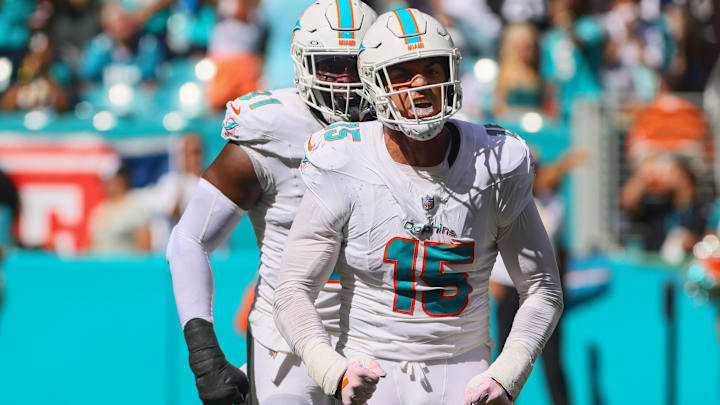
[396,120,444,141]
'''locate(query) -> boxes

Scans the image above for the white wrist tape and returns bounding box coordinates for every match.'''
[302,339,349,396]
[479,341,533,399]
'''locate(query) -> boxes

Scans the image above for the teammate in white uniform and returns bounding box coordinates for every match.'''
[166,2,377,404]
[274,8,564,405]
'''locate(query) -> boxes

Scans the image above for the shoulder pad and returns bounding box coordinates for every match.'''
[482,123,534,179]
[304,122,364,171]
[220,88,296,144]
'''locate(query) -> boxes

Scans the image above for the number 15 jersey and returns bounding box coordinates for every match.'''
[299,120,535,361]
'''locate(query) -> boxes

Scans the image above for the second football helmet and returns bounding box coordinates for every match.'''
[292,0,378,123]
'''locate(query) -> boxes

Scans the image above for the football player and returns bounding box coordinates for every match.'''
[166,1,377,404]
[274,8,564,405]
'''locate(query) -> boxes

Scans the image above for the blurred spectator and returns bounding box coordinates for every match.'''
[51,0,102,72]
[494,22,543,118]
[166,0,217,56]
[158,133,203,220]
[498,0,547,24]
[0,168,19,326]
[112,0,173,37]
[257,0,315,89]
[0,169,19,330]
[206,0,262,110]
[705,56,720,134]
[540,0,605,120]
[80,1,165,83]
[0,0,35,70]
[602,0,678,105]
[27,0,54,31]
[490,147,588,405]
[89,164,152,254]
[145,133,203,250]
[0,170,19,248]
[681,0,720,90]
[620,155,709,257]
[1,32,72,112]
[437,0,502,119]
[435,0,502,65]
[661,1,690,86]
[91,0,173,60]
[625,77,712,175]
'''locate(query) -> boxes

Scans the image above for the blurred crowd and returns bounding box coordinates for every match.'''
[0,0,718,257]
[0,0,716,117]
[84,132,204,254]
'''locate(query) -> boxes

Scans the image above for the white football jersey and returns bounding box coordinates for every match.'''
[300,120,535,361]
[221,87,341,352]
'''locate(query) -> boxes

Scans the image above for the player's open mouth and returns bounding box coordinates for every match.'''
[412,101,435,118]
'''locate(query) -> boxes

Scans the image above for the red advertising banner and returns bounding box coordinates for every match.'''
[0,134,119,253]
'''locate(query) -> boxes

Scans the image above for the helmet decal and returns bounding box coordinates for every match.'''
[336,0,356,44]
[392,8,424,50]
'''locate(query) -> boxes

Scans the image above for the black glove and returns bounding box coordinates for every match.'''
[183,318,250,405]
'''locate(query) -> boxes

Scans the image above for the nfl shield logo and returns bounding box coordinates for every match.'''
[422,195,435,211]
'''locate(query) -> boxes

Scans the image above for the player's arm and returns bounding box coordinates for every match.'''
[203,141,263,209]
[467,132,563,404]
[167,142,262,326]
[497,201,563,390]
[466,200,563,405]
[273,166,384,405]
[166,142,264,405]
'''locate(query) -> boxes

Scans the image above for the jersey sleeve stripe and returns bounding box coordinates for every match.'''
[249,99,281,109]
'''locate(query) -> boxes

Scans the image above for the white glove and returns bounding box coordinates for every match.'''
[336,357,386,405]
[464,375,512,405]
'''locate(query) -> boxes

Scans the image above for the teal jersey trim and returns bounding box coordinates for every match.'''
[249,99,281,109]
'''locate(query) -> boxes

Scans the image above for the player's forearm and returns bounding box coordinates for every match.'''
[487,280,562,399]
[274,277,332,353]
[273,221,341,354]
[273,253,346,396]
[509,272,563,358]
[167,229,214,326]
[273,191,347,395]
[167,178,244,327]
[493,201,564,398]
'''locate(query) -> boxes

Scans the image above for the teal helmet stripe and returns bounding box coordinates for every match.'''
[394,8,421,44]
[337,0,355,39]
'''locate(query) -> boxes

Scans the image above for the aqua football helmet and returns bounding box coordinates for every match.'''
[358,8,462,140]
[292,0,377,123]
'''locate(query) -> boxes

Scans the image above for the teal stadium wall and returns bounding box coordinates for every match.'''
[0,111,717,404]
[0,221,718,405]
